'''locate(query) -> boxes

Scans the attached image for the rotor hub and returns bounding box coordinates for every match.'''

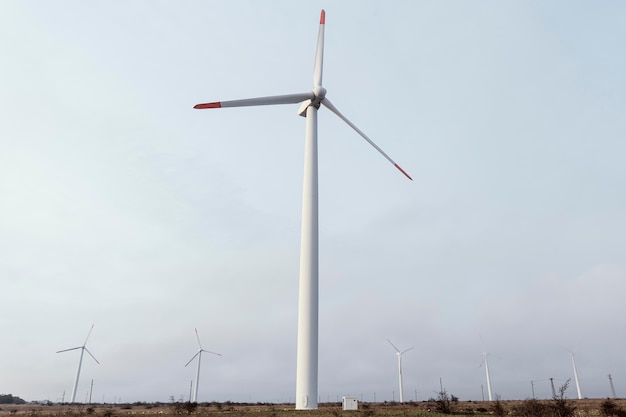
[313,86,326,99]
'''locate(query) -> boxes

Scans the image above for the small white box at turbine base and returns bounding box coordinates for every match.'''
[342,397,358,410]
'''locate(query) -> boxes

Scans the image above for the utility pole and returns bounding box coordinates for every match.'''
[550,378,556,398]
[609,374,617,399]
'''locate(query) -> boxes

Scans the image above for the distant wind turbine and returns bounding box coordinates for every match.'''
[387,339,414,403]
[185,328,222,403]
[56,324,100,403]
[480,353,493,401]
[569,351,582,399]
[194,9,411,410]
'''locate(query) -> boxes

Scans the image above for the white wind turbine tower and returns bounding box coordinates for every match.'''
[480,352,493,401]
[194,10,412,410]
[185,328,222,403]
[569,351,582,399]
[56,324,100,403]
[387,339,414,403]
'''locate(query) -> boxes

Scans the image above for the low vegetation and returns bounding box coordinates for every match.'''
[0,395,25,405]
[600,399,626,417]
[1,391,625,417]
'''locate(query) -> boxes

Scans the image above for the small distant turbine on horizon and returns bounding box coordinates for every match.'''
[56,324,100,404]
[480,352,493,401]
[185,328,222,403]
[387,339,414,403]
[194,9,412,410]
[569,351,582,399]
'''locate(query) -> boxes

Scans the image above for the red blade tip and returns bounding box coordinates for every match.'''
[320,10,325,24]
[395,163,413,181]
[194,102,222,109]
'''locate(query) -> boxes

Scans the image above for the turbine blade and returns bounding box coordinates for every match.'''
[387,339,400,353]
[84,348,100,364]
[201,349,223,357]
[401,346,415,354]
[321,98,413,180]
[313,9,326,87]
[195,328,202,349]
[185,351,201,367]
[56,347,81,353]
[194,92,314,109]
[83,324,95,346]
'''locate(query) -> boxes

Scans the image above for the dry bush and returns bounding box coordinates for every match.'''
[491,396,506,417]
[514,398,547,417]
[601,399,626,417]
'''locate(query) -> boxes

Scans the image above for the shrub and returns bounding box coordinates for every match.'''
[549,379,576,417]
[514,398,547,417]
[182,402,198,414]
[491,396,505,417]
[600,399,626,417]
[434,389,453,414]
[0,395,26,405]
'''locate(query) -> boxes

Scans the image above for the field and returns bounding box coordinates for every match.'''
[2,399,626,417]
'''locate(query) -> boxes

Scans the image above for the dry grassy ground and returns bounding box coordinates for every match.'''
[2,399,626,417]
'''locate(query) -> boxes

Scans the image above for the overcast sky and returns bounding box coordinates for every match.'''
[1,0,625,405]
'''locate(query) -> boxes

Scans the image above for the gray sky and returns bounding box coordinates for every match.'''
[1,0,625,404]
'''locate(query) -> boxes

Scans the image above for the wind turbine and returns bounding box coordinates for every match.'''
[56,324,100,403]
[194,10,412,410]
[387,339,414,403]
[185,328,222,403]
[480,352,493,401]
[568,351,582,399]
